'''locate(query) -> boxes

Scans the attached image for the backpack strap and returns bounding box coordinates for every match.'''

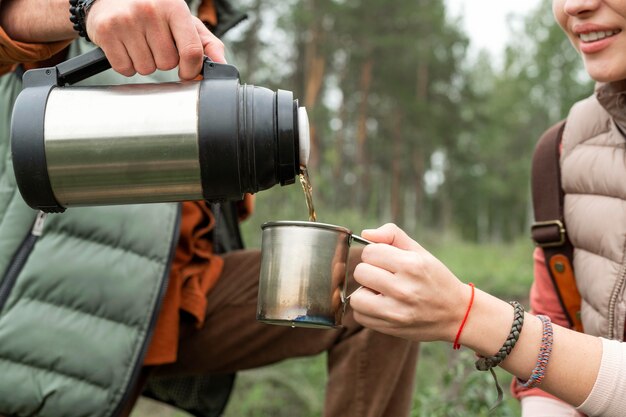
[530,120,583,332]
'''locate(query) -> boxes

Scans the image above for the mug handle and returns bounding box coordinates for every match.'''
[344,234,373,301]
[350,234,374,246]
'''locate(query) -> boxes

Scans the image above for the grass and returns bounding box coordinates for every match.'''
[131,220,534,417]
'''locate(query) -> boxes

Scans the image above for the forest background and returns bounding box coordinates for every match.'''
[133,0,594,415]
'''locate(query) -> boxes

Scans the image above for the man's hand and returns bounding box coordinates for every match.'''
[86,0,226,80]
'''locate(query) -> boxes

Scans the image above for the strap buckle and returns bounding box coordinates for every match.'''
[531,220,566,248]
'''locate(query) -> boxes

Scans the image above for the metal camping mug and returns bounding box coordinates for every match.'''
[257,221,371,329]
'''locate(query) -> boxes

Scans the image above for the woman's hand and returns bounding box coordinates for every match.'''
[86,0,226,79]
[350,223,471,343]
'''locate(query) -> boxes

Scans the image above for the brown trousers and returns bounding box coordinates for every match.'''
[142,248,420,417]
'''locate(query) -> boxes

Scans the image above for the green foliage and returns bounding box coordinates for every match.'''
[223,356,326,417]
[412,344,520,417]
[135,1,586,415]
[219,344,522,417]
[227,0,591,244]
[428,237,534,300]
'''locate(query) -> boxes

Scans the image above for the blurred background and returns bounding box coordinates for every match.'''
[133,0,593,415]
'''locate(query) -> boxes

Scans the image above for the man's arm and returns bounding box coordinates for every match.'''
[0,0,225,79]
[0,0,76,42]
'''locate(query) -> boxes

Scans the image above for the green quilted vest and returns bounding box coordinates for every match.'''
[0,40,183,417]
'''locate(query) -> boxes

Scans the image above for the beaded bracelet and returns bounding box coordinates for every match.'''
[516,314,554,389]
[69,0,98,42]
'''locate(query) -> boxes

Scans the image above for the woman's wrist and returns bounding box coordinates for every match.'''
[456,289,520,356]
[457,290,547,381]
[442,281,477,344]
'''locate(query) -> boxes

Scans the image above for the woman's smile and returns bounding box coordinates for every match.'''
[575,25,622,53]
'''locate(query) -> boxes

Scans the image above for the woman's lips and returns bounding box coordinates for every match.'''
[577,29,621,54]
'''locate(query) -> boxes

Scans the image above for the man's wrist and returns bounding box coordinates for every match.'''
[69,0,98,42]
[0,0,78,42]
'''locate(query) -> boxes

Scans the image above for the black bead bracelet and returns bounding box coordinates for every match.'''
[69,0,98,42]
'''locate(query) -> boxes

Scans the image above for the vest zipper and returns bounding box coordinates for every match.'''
[607,251,626,341]
[0,211,47,309]
[111,204,182,417]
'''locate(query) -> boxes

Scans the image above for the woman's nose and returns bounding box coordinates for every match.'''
[563,0,601,16]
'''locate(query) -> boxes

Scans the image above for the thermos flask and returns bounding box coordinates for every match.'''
[11,48,310,213]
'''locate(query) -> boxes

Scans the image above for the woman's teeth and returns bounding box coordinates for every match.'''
[579,30,620,42]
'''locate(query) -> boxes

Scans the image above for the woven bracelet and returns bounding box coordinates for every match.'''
[516,314,553,389]
[475,301,525,410]
[475,301,525,371]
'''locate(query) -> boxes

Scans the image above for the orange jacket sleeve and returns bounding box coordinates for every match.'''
[197,0,218,28]
[0,26,72,76]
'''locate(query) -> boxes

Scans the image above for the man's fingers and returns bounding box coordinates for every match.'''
[88,0,222,79]
[102,40,136,77]
[124,34,157,75]
[146,24,179,71]
[193,17,226,63]
[168,7,204,79]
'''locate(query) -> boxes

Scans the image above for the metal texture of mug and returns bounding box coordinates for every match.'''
[257,221,369,329]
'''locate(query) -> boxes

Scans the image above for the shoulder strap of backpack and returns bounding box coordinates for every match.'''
[530,120,583,332]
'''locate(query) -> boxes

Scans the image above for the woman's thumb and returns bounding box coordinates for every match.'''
[361,223,421,251]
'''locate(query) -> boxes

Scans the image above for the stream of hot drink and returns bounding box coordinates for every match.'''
[299,166,317,222]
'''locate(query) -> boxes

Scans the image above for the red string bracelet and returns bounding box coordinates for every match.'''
[453,282,475,350]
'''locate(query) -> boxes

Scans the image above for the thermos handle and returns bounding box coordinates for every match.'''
[56,47,111,85]
[22,47,240,88]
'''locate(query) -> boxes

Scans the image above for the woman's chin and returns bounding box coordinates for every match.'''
[585,61,626,83]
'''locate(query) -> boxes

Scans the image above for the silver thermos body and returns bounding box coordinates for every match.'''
[11,48,310,213]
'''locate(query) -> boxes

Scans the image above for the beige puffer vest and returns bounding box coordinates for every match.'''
[561,87,626,340]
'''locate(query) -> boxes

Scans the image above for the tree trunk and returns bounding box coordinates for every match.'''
[242,0,263,78]
[302,1,326,170]
[355,57,373,209]
[412,56,429,227]
[412,149,425,228]
[391,111,404,224]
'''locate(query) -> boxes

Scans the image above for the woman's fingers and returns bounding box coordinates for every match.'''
[349,285,395,322]
[361,223,422,251]
[360,242,425,276]
[353,262,393,296]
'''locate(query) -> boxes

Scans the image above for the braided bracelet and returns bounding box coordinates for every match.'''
[475,301,525,410]
[516,314,554,389]
[475,301,525,371]
[69,0,98,42]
